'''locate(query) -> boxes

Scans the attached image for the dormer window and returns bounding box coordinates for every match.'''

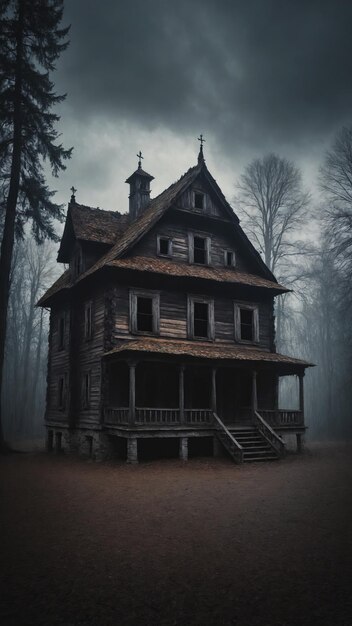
[194,191,205,210]
[157,235,173,257]
[189,234,211,265]
[224,250,235,267]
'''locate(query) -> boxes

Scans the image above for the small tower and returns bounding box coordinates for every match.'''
[125,151,154,220]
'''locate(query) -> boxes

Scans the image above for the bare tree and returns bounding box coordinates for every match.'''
[235,153,310,276]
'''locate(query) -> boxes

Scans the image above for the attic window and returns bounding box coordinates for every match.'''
[157,236,172,257]
[194,191,205,210]
[192,235,210,265]
[224,250,235,267]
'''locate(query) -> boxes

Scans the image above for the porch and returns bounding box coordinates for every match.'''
[102,360,305,431]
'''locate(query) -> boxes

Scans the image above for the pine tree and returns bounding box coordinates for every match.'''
[0,0,72,450]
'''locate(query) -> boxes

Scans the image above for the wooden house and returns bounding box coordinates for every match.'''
[38,145,312,463]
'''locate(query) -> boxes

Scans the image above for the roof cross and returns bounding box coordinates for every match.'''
[198,134,206,148]
[137,150,143,169]
[70,186,77,202]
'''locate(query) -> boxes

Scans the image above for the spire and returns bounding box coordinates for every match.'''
[70,186,77,202]
[137,150,143,169]
[125,152,154,220]
[197,134,206,164]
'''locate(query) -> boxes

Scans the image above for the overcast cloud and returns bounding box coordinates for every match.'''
[50,0,352,213]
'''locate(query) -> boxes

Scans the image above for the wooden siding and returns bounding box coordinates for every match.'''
[111,284,272,350]
[46,307,71,424]
[132,214,252,273]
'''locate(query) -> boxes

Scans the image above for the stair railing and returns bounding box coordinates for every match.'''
[213,412,244,464]
[254,410,286,457]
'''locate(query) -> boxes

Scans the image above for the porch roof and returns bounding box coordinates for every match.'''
[104,338,313,368]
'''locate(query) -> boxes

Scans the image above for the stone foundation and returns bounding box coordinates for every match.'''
[45,426,116,460]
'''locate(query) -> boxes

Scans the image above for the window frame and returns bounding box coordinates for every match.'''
[234,303,259,344]
[84,301,94,341]
[157,235,173,258]
[193,190,205,211]
[57,373,67,410]
[130,289,160,336]
[224,249,236,268]
[81,370,91,410]
[188,232,211,266]
[187,295,215,341]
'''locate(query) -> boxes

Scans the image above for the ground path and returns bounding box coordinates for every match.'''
[1,444,351,625]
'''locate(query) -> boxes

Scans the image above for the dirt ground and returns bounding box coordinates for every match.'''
[1,444,352,626]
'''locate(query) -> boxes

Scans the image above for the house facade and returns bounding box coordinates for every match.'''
[38,145,311,463]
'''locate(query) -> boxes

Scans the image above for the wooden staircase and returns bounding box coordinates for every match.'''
[229,427,279,462]
[213,412,285,464]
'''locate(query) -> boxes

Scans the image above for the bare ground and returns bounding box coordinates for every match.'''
[1,444,351,626]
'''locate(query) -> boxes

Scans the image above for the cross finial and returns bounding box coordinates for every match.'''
[197,134,206,164]
[70,186,77,202]
[137,150,143,169]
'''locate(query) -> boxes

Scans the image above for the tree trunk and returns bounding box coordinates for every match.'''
[0,1,24,451]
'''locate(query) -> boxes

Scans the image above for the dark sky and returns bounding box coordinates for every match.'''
[52,0,352,211]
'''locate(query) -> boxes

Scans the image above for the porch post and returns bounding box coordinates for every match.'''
[179,365,185,424]
[274,372,279,426]
[299,372,304,418]
[128,361,136,425]
[127,436,138,464]
[211,367,217,413]
[252,370,258,416]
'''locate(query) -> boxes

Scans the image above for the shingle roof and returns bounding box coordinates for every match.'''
[37,270,71,306]
[107,256,289,293]
[70,203,130,245]
[104,338,313,367]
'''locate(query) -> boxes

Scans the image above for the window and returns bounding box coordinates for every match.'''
[157,235,172,257]
[58,313,65,350]
[57,374,67,410]
[194,191,205,210]
[82,371,91,409]
[130,290,160,335]
[234,304,259,343]
[224,250,235,267]
[189,234,210,265]
[84,301,93,340]
[188,297,214,340]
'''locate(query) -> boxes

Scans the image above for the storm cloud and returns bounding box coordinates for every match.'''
[52,0,352,210]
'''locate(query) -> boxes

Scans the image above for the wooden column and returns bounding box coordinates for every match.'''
[274,372,279,426]
[299,372,304,417]
[252,370,258,415]
[129,361,136,425]
[211,367,217,413]
[179,365,185,424]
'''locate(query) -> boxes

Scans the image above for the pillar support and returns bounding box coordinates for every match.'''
[179,365,185,423]
[252,370,258,416]
[211,367,217,414]
[127,436,138,464]
[179,437,188,461]
[128,361,136,425]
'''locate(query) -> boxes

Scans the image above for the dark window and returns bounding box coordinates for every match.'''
[137,296,153,332]
[58,375,66,410]
[194,192,204,209]
[194,236,207,264]
[84,302,93,340]
[158,237,171,256]
[58,315,65,350]
[82,372,91,409]
[194,302,209,338]
[140,180,147,190]
[225,251,234,267]
[240,308,254,341]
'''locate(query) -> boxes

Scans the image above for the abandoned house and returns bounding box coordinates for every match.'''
[38,141,312,463]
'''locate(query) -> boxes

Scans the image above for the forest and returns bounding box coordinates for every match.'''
[2,126,352,443]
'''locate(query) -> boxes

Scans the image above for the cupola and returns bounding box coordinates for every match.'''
[125,151,154,220]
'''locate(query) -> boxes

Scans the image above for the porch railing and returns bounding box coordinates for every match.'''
[103,407,213,426]
[255,411,286,457]
[259,409,304,428]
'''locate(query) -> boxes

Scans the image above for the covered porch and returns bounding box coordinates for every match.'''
[102,358,306,431]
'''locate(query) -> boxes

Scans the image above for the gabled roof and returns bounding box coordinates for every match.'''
[57,203,130,262]
[37,270,71,306]
[104,338,313,368]
[77,161,277,285]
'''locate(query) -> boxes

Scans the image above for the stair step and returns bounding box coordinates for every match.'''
[243,456,279,462]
